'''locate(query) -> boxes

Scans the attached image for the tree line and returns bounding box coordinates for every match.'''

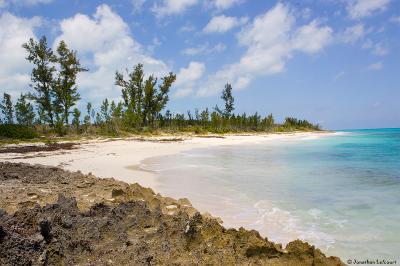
[0,36,320,138]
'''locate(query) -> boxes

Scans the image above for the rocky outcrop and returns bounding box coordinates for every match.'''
[0,162,344,265]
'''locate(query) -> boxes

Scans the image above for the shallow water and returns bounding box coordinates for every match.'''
[142,129,400,260]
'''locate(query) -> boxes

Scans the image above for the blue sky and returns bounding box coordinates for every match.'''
[0,0,399,129]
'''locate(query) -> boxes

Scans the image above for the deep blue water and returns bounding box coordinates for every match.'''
[143,129,400,260]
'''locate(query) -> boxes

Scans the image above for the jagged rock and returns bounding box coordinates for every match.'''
[0,162,344,265]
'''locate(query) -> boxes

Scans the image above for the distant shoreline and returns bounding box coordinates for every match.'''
[0,131,336,190]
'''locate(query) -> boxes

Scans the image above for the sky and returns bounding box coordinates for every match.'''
[0,0,399,130]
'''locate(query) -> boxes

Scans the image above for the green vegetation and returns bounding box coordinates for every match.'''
[0,124,37,139]
[0,36,320,140]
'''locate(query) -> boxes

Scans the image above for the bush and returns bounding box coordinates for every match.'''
[0,124,38,139]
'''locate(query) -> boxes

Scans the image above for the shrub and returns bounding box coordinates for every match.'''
[0,124,38,139]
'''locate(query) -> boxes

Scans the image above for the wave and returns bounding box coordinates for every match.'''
[252,201,337,250]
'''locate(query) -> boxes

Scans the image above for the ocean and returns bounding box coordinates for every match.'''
[142,129,400,260]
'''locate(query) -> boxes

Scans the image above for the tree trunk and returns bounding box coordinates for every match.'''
[64,108,69,125]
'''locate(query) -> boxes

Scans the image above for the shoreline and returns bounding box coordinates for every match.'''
[0,161,344,265]
[0,131,336,191]
[0,131,349,264]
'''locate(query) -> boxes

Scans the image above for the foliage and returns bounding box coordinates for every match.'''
[115,64,176,128]
[54,40,87,125]
[0,124,37,139]
[15,94,35,126]
[23,36,57,126]
[284,117,320,131]
[72,108,81,133]
[2,35,321,139]
[221,83,234,117]
[0,93,14,124]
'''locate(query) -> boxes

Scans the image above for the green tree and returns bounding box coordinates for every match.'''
[110,101,123,119]
[15,94,35,126]
[84,102,92,127]
[142,75,157,126]
[54,40,87,125]
[264,113,274,130]
[115,64,144,127]
[0,93,14,124]
[116,64,176,128]
[23,36,57,126]
[71,108,81,133]
[221,83,234,117]
[100,98,110,123]
[200,108,209,127]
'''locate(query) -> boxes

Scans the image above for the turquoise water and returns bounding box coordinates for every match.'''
[143,129,400,260]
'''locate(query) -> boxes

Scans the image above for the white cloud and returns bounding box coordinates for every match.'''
[367,61,383,70]
[0,13,41,98]
[361,39,389,56]
[291,20,333,54]
[182,42,226,56]
[340,24,365,43]
[347,0,390,19]
[152,0,198,17]
[212,0,242,10]
[197,3,333,96]
[174,61,205,97]
[54,4,169,104]
[203,15,248,33]
[179,23,196,33]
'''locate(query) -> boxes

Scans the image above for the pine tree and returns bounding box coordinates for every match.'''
[15,94,35,126]
[115,64,144,127]
[100,99,110,123]
[54,40,86,125]
[0,93,14,124]
[221,83,234,117]
[71,108,81,133]
[142,75,157,126]
[116,64,176,128]
[200,108,209,127]
[23,36,57,126]
[265,113,274,130]
[84,102,92,127]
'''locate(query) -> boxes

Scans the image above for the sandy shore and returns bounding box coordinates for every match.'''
[0,132,332,189]
[0,132,335,190]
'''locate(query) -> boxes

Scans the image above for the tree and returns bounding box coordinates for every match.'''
[116,64,176,128]
[23,36,57,126]
[142,75,157,126]
[264,113,274,130]
[100,98,110,123]
[115,64,144,127]
[0,93,14,124]
[200,108,209,127]
[221,83,234,117]
[84,102,92,127]
[15,94,35,126]
[54,40,87,125]
[71,108,81,133]
[110,101,123,119]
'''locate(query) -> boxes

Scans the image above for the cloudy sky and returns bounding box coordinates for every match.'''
[0,0,399,129]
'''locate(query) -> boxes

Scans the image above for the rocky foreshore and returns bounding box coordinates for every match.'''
[0,162,344,265]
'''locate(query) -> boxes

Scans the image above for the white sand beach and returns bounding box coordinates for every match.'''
[0,132,334,190]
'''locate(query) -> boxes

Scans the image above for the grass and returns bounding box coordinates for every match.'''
[0,126,327,147]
